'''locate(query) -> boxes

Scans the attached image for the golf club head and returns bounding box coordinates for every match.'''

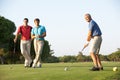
[79,46,85,55]
[78,51,84,56]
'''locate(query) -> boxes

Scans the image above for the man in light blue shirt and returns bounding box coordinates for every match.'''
[84,13,103,71]
[31,18,46,68]
[31,25,46,40]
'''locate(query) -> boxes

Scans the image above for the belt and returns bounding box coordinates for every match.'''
[92,35,101,38]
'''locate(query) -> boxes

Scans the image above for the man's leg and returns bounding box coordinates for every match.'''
[96,44,103,70]
[32,40,44,68]
[36,41,44,67]
[96,54,103,69]
[89,38,98,68]
[90,52,98,67]
[89,37,101,71]
[26,40,32,66]
[20,40,29,67]
[32,39,38,67]
[96,36,103,70]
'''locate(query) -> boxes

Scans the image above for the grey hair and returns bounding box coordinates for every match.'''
[85,13,92,19]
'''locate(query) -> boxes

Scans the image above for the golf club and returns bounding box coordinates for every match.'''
[81,42,89,52]
[81,47,85,52]
[13,42,16,54]
[10,42,16,69]
[79,43,89,55]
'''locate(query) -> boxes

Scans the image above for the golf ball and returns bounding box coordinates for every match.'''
[113,67,118,71]
[64,67,68,71]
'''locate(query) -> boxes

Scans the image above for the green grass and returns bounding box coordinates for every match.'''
[0,62,120,80]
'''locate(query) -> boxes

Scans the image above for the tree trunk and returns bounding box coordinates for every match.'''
[0,56,4,64]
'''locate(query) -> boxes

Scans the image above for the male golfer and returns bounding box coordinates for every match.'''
[84,13,103,71]
[31,18,46,68]
[14,18,32,67]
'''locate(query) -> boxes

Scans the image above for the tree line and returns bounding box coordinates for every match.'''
[43,48,120,63]
[0,16,120,64]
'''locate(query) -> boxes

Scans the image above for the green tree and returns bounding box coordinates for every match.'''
[76,52,86,62]
[0,16,16,43]
[59,55,76,62]
[44,56,59,63]
[0,16,16,64]
[99,54,109,61]
[8,36,21,64]
[41,40,51,62]
[108,49,120,61]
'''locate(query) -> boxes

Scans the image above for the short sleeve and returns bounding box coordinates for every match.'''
[17,26,22,34]
[42,26,46,33]
[89,21,94,31]
[31,28,34,34]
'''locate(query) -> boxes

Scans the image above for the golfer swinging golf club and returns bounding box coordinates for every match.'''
[84,13,103,71]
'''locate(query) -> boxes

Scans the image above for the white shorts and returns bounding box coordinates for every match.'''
[89,36,102,54]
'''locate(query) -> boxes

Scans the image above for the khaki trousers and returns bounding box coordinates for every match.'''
[20,40,32,66]
[32,39,44,67]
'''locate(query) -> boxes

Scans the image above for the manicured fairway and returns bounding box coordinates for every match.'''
[0,62,120,80]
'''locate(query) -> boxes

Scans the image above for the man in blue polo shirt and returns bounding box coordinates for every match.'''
[31,18,46,68]
[84,13,103,71]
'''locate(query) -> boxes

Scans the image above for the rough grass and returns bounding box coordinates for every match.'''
[0,62,120,80]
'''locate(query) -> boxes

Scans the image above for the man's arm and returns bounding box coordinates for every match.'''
[87,30,92,41]
[39,32,46,38]
[31,32,46,39]
[39,27,46,38]
[14,27,21,43]
[83,30,92,49]
[31,34,36,39]
[14,34,19,43]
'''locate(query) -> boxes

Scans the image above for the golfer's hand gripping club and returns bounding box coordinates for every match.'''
[82,41,89,52]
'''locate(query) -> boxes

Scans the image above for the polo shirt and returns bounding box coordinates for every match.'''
[89,20,102,37]
[17,25,32,40]
[31,25,46,40]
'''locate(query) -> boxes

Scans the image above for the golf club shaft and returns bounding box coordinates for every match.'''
[13,43,16,54]
[81,46,85,52]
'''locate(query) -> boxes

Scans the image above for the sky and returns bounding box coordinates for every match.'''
[0,0,120,56]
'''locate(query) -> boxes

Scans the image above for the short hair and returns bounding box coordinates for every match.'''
[34,18,40,22]
[24,18,28,22]
[85,13,92,19]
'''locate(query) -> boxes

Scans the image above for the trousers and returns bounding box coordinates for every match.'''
[20,40,32,66]
[32,39,44,67]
